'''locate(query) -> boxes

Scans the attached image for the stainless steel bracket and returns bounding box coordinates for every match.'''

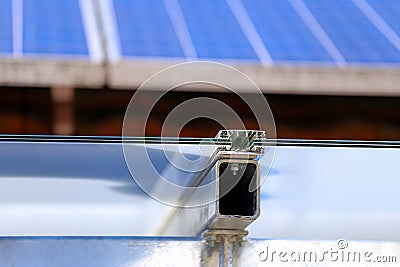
[203,229,249,267]
[159,130,264,239]
[215,130,266,154]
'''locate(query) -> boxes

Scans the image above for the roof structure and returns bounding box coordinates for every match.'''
[1,0,400,95]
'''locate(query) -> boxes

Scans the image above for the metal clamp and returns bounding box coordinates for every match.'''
[215,130,266,154]
[203,229,249,267]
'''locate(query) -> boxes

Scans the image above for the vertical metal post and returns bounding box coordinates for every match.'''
[51,86,75,135]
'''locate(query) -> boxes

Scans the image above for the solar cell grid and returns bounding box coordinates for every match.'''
[177,0,258,60]
[113,0,185,58]
[0,0,400,65]
[0,0,13,54]
[23,0,88,56]
[304,0,400,63]
[242,0,334,63]
[368,0,400,33]
[366,0,400,52]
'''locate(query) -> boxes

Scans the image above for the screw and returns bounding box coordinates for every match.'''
[236,235,245,246]
[231,163,239,176]
[219,130,228,138]
[207,235,216,248]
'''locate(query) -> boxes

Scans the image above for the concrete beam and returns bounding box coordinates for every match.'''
[0,57,105,88]
[108,60,400,96]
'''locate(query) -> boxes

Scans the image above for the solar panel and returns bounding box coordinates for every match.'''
[368,0,400,30]
[1,0,400,82]
[304,0,400,63]
[23,0,88,56]
[0,0,12,54]
[109,0,400,64]
[242,0,334,63]
[179,0,258,60]
[113,0,185,58]
[367,0,400,50]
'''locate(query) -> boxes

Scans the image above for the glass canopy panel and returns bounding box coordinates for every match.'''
[0,136,399,240]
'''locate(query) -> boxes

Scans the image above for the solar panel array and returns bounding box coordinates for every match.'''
[23,0,88,56]
[1,0,400,65]
[110,0,400,65]
[0,1,13,54]
[0,0,90,58]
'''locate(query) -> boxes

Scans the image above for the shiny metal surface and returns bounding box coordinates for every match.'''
[250,145,400,241]
[0,237,399,267]
[0,237,203,267]
[0,136,399,241]
[0,139,195,236]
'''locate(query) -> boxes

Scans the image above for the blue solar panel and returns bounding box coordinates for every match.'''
[113,0,185,58]
[179,0,257,60]
[23,0,88,56]
[304,0,400,63]
[242,0,333,62]
[367,0,400,40]
[0,0,13,53]
[1,0,399,66]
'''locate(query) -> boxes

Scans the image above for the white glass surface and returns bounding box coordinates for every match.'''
[0,136,400,241]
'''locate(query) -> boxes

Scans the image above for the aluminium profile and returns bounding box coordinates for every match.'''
[158,131,264,236]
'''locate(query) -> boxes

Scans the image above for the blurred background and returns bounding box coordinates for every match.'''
[0,0,399,139]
